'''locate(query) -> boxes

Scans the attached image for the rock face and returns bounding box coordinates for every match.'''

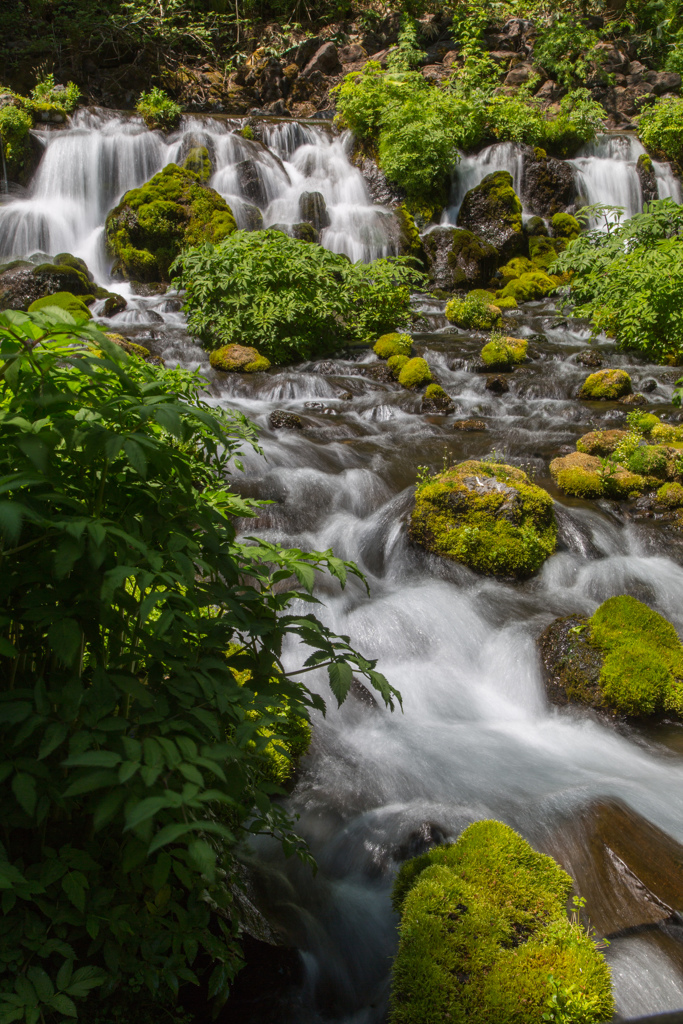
[423,227,498,290]
[520,148,578,217]
[636,153,659,204]
[298,190,330,230]
[410,459,557,578]
[105,164,236,283]
[538,595,683,718]
[457,171,525,261]
[0,257,94,310]
[209,344,270,372]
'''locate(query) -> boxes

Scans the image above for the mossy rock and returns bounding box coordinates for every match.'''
[525,216,549,237]
[627,443,680,483]
[445,294,502,330]
[495,294,518,310]
[499,257,534,284]
[105,163,237,283]
[580,369,632,401]
[551,212,581,241]
[421,383,454,414]
[28,291,92,318]
[410,460,557,578]
[104,332,165,366]
[398,357,432,389]
[528,234,560,271]
[389,820,613,1024]
[652,420,683,444]
[658,482,683,508]
[182,146,212,183]
[539,595,683,719]
[0,259,93,310]
[209,344,270,372]
[480,335,527,371]
[456,171,525,262]
[374,332,412,360]
[576,429,629,457]
[387,354,410,378]
[395,204,426,263]
[549,451,644,500]
[499,271,557,303]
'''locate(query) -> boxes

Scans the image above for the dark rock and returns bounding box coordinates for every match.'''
[290,222,319,243]
[303,42,342,77]
[338,43,367,64]
[453,419,487,431]
[0,260,93,310]
[298,190,330,230]
[525,216,549,237]
[349,677,379,709]
[239,203,264,231]
[535,79,564,103]
[130,281,167,296]
[644,70,682,95]
[593,41,630,73]
[636,153,659,204]
[269,411,304,430]
[421,389,455,414]
[363,363,396,384]
[457,171,525,262]
[234,159,268,207]
[575,349,603,368]
[102,292,127,316]
[641,378,658,393]
[504,63,535,87]
[282,36,322,69]
[353,152,405,206]
[618,392,646,406]
[423,226,498,291]
[485,374,510,394]
[538,614,602,709]
[521,148,578,217]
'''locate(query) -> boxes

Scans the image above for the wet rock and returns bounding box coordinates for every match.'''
[579,368,632,400]
[485,374,510,394]
[269,411,303,430]
[349,677,379,709]
[421,384,455,414]
[239,203,264,231]
[234,159,268,207]
[130,281,167,296]
[0,259,94,310]
[636,153,659,204]
[289,222,319,243]
[619,392,647,406]
[353,152,405,206]
[575,349,603,368]
[102,292,127,317]
[641,378,658,393]
[457,171,525,262]
[105,332,164,365]
[538,613,603,709]
[521,147,577,216]
[453,419,487,431]
[363,363,396,384]
[298,190,330,230]
[576,428,629,456]
[423,227,498,291]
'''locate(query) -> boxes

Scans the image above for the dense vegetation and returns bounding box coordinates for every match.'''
[0,307,400,1022]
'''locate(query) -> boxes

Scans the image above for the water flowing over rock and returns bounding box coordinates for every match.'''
[456,170,525,261]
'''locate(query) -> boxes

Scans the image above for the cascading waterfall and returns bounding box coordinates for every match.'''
[2,109,683,1023]
[441,140,526,223]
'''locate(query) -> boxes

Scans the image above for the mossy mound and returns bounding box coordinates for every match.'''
[445,293,502,330]
[387,354,410,378]
[410,460,557,578]
[374,332,412,359]
[658,482,683,508]
[580,369,632,401]
[209,344,270,372]
[28,291,92,318]
[551,212,581,241]
[456,171,525,261]
[495,294,518,310]
[182,146,212,183]
[398,357,432,389]
[627,443,680,482]
[499,257,534,284]
[528,234,562,271]
[539,595,683,718]
[389,820,613,1024]
[652,420,683,444]
[576,429,629,457]
[480,336,527,371]
[549,451,644,500]
[105,163,237,283]
[498,271,557,303]
[421,383,454,414]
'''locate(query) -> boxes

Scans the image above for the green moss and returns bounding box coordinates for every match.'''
[445,294,502,330]
[551,212,580,241]
[396,204,425,261]
[495,294,518,310]
[480,335,527,370]
[105,333,151,359]
[374,332,412,359]
[182,146,212,183]
[460,171,523,246]
[627,410,661,435]
[576,430,628,456]
[499,257,533,284]
[410,460,557,578]
[549,451,645,500]
[637,153,654,175]
[105,163,236,282]
[528,235,560,271]
[499,271,557,302]
[27,291,92,318]
[398,356,432,388]
[424,383,448,401]
[658,482,683,508]
[209,344,270,372]
[239,125,255,140]
[388,353,410,378]
[389,820,613,1024]
[627,443,674,480]
[652,421,683,444]
[580,369,632,400]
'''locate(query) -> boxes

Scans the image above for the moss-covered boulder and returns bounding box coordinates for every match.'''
[539,595,683,718]
[480,335,527,371]
[551,212,581,241]
[105,163,237,283]
[550,451,644,499]
[499,256,534,284]
[374,332,412,359]
[528,234,562,271]
[182,146,212,183]
[105,332,164,366]
[498,270,557,303]
[398,357,432,389]
[387,354,410,378]
[209,344,270,372]
[658,481,683,508]
[445,293,502,330]
[423,226,498,291]
[576,429,629,456]
[389,820,613,1024]
[410,460,557,578]
[579,369,632,401]
[421,383,454,414]
[28,291,92,318]
[457,171,525,262]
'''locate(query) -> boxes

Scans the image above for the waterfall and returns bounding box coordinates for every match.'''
[441,141,526,224]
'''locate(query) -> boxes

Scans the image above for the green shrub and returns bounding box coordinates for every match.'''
[0,104,32,175]
[389,820,613,1024]
[486,92,546,146]
[445,293,501,329]
[637,97,683,166]
[174,230,425,365]
[136,86,182,132]
[374,332,412,359]
[628,410,661,435]
[31,72,81,114]
[410,460,557,578]
[543,90,606,157]
[398,356,432,388]
[0,308,401,1021]
[532,15,604,89]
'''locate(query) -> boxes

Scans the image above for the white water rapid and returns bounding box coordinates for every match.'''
[3,111,683,1024]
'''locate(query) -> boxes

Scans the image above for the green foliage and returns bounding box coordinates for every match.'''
[386,15,424,71]
[173,230,425,365]
[445,293,501,329]
[533,15,604,89]
[554,199,683,362]
[410,459,557,578]
[136,87,182,131]
[389,820,613,1024]
[398,356,432,388]
[31,73,81,114]
[105,164,237,282]
[0,307,401,1021]
[374,332,412,359]
[543,90,606,157]
[486,92,547,146]
[0,105,32,176]
[637,97,683,166]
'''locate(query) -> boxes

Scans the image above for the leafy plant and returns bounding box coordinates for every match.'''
[386,14,424,71]
[0,307,400,1022]
[637,96,683,166]
[0,105,32,175]
[136,86,182,132]
[533,14,604,89]
[31,72,81,114]
[173,230,425,364]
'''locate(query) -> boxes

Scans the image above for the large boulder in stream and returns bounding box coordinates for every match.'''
[105,163,236,283]
[538,595,683,719]
[423,227,498,291]
[520,147,578,217]
[410,460,557,578]
[456,171,525,262]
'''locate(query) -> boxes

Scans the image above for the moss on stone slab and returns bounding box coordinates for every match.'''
[105,163,236,283]
[410,460,557,578]
[658,482,683,508]
[398,356,432,388]
[579,369,632,401]
[209,344,270,372]
[28,291,92,318]
[445,294,502,330]
[576,429,629,457]
[481,335,527,371]
[374,332,412,359]
[389,820,613,1024]
[499,271,557,303]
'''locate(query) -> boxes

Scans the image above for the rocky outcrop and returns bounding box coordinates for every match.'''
[520,147,578,217]
[298,191,330,230]
[423,227,498,291]
[457,171,525,262]
[0,252,125,313]
[636,153,659,204]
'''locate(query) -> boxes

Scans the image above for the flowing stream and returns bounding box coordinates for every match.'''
[3,112,683,1022]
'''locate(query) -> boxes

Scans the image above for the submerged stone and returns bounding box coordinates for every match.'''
[453,419,487,431]
[269,410,303,430]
